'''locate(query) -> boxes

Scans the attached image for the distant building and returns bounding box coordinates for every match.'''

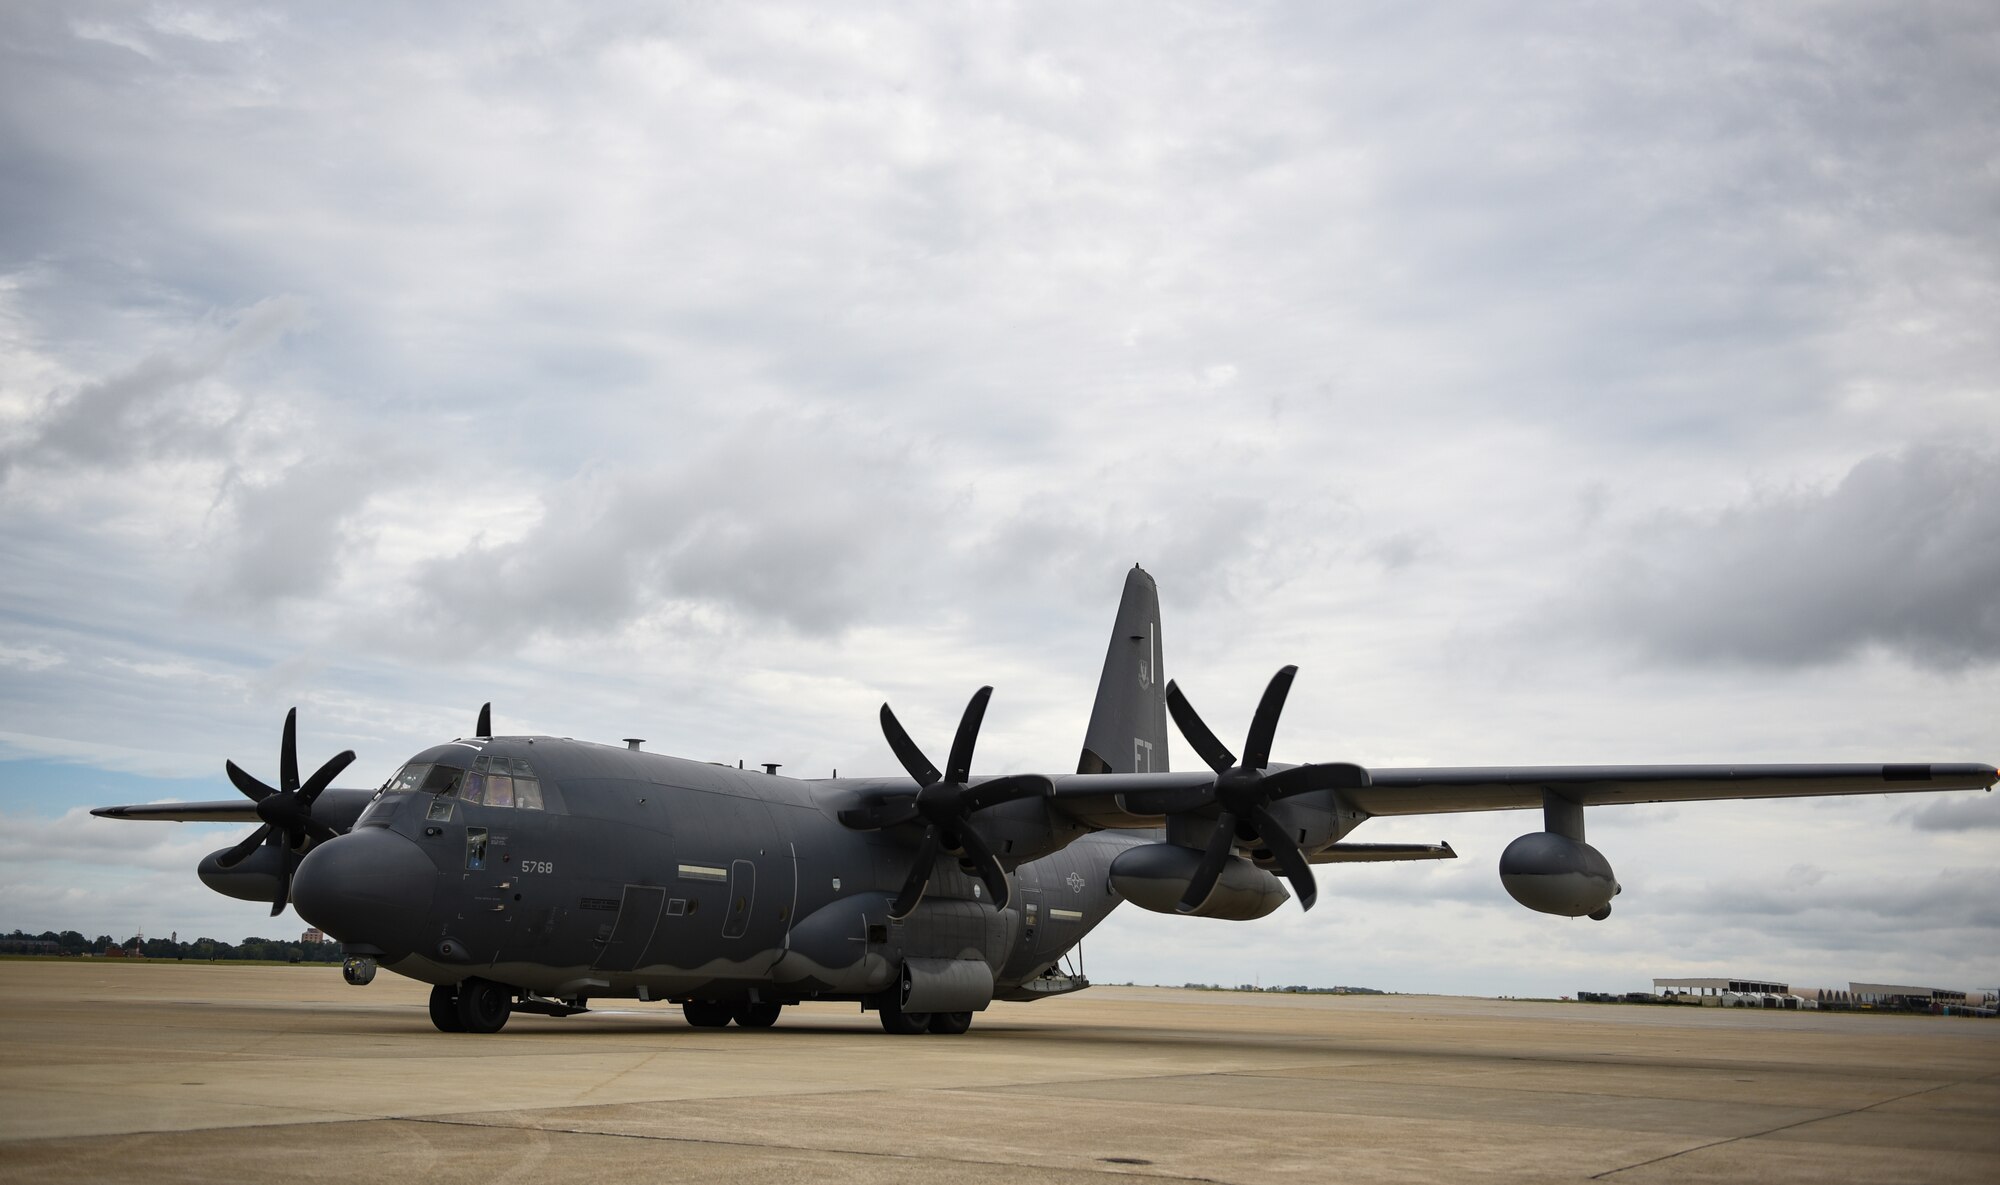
[1652,975,1985,1015]
[1652,976,1788,997]
[1849,982,1966,1008]
[301,928,327,945]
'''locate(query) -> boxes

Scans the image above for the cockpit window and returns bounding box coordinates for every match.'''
[461,754,544,811]
[382,763,431,793]
[381,763,464,796]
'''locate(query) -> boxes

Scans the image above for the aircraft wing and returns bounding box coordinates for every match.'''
[91,800,260,822]
[91,787,378,828]
[1348,762,1998,815]
[1045,762,1996,827]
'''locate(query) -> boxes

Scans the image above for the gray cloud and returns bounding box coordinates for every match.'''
[1900,793,2000,833]
[398,412,944,646]
[2,295,304,477]
[1551,447,2000,670]
[1663,864,2000,931]
[195,450,392,609]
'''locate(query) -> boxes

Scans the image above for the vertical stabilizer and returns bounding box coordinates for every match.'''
[1078,565,1170,774]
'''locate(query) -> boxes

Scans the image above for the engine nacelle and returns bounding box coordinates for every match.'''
[1109,843,1289,920]
[197,843,284,903]
[1499,832,1620,919]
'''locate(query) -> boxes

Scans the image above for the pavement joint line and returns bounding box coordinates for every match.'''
[1586,1075,1981,1180]
[972,1067,1883,1114]
[396,1113,1232,1183]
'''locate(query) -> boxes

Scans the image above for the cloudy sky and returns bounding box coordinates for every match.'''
[2,1,1996,998]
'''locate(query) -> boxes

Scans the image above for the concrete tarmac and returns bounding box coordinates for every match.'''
[0,961,1994,1184]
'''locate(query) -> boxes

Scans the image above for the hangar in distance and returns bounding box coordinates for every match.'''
[95,566,1996,1036]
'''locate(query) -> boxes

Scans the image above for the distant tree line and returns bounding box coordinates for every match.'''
[1180,982,1387,994]
[1,928,341,963]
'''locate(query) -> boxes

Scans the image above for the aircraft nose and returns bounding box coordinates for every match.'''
[292,828,437,956]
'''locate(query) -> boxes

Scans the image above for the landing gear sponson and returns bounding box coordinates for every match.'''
[420,979,980,1035]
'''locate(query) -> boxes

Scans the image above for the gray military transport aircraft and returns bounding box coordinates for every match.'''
[96,566,1996,1035]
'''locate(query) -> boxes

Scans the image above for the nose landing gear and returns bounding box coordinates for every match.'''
[341,956,377,986]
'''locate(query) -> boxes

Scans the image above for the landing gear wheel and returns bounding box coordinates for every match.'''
[682,1000,734,1028]
[878,994,931,1035]
[456,977,512,1034]
[429,983,465,1032]
[733,1002,782,1028]
[927,1011,973,1035]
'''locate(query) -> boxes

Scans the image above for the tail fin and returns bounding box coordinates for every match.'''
[1078,564,1170,774]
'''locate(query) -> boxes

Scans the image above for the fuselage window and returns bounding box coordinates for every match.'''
[465,826,488,870]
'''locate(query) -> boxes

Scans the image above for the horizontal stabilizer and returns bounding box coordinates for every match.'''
[1309,841,1456,864]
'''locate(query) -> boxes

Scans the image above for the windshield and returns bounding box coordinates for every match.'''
[380,763,464,796]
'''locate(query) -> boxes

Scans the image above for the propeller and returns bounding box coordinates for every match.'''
[475,702,491,738]
[1165,666,1369,914]
[213,708,356,916]
[839,687,1052,918]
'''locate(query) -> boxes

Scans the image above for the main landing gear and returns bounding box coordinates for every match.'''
[429,978,511,1033]
[876,993,973,1035]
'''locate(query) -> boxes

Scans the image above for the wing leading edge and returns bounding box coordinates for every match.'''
[1045,761,1996,827]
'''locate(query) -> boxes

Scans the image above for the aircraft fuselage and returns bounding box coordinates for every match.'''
[293,736,1125,1009]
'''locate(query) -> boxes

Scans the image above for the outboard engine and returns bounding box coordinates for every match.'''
[197,843,286,903]
[1109,842,1290,919]
[1499,791,1619,920]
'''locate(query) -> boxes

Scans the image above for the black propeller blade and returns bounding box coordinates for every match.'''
[214,708,355,916]
[844,687,1051,919]
[475,702,491,739]
[1165,666,1369,914]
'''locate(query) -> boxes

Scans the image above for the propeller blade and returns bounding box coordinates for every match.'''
[1262,761,1371,801]
[1175,811,1240,914]
[890,826,943,919]
[270,846,300,917]
[953,825,1012,911]
[1239,666,1297,771]
[1248,804,1318,911]
[280,708,300,795]
[961,773,1052,813]
[214,823,274,869]
[879,704,942,787]
[300,749,356,802]
[476,702,492,738]
[224,760,275,803]
[945,686,992,785]
[1166,681,1235,773]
